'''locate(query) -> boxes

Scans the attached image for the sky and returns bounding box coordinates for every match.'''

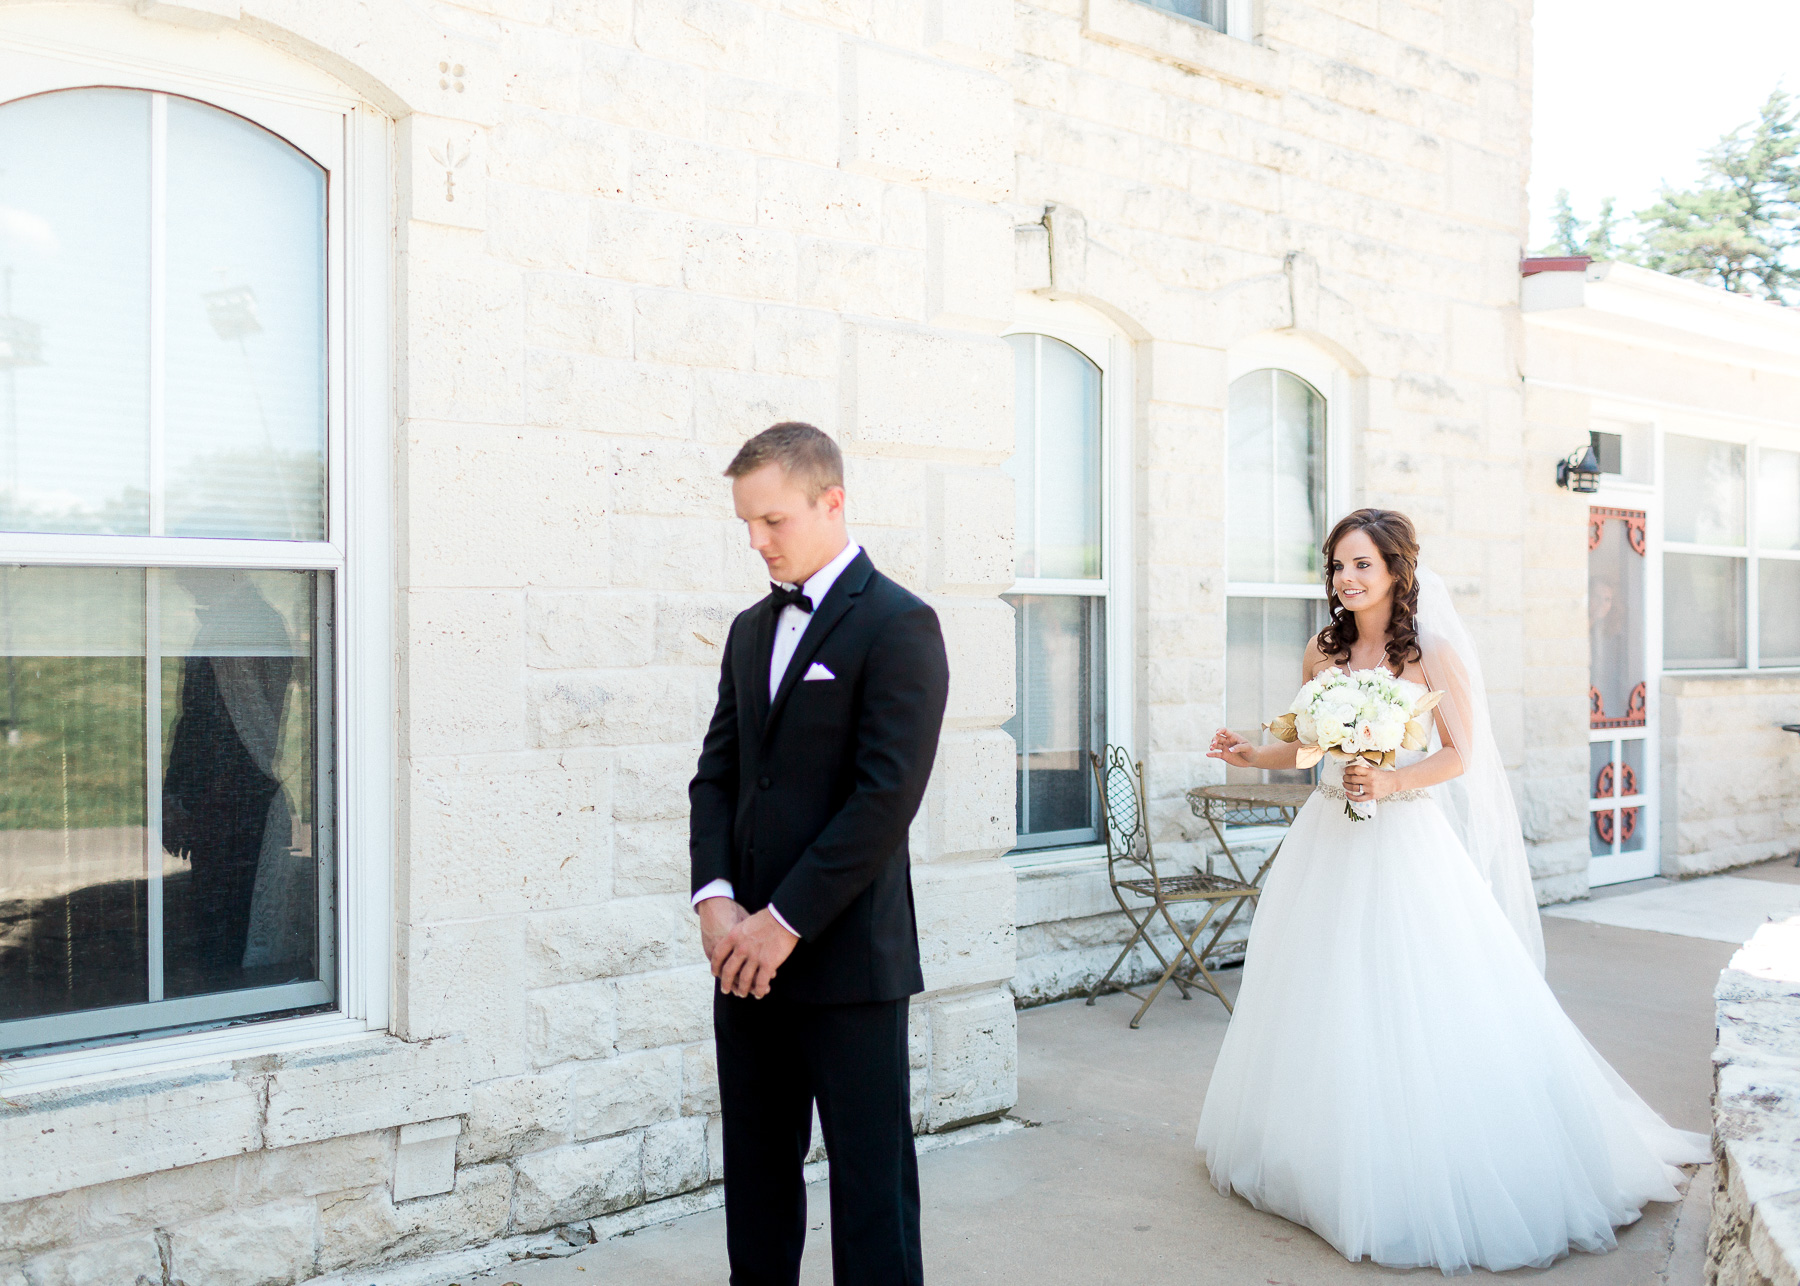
[1529,0,1800,252]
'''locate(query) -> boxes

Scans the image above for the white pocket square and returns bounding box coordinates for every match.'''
[803,662,835,681]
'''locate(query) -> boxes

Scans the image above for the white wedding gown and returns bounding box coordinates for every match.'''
[1194,713,1709,1276]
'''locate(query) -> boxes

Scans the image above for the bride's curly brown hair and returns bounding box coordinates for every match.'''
[1316,508,1422,676]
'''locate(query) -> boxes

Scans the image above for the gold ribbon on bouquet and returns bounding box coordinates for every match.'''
[1264,689,1444,769]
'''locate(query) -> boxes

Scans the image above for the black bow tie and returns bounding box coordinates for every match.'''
[770,584,813,614]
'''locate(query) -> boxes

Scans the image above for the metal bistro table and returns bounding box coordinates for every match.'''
[1182,782,1314,961]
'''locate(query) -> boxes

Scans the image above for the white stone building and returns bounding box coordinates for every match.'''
[1523,258,1800,886]
[0,0,1792,1280]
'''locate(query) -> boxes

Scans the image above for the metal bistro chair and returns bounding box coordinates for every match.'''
[1085,746,1260,1027]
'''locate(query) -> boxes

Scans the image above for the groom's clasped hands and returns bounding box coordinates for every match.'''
[697,895,799,998]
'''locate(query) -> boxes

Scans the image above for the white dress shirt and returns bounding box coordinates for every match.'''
[693,542,862,936]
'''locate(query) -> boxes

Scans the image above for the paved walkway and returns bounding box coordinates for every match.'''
[471,860,1800,1285]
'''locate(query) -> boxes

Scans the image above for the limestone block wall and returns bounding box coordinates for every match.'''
[0,0,1021,1278]
[1520,377,1615,903]
[1707,916,1800,1286]
[1004,0,1548,996]
[1663,677,1800,877]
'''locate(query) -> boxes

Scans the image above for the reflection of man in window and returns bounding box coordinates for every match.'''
[162,574,293,990]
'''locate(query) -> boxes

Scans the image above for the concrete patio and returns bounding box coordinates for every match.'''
[452,860,1800,1286]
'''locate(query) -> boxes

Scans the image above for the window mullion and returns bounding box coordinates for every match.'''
[149,93,167,539]
[145,569,164,1002]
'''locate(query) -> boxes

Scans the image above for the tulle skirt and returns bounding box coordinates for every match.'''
[1193,788,1709,1276]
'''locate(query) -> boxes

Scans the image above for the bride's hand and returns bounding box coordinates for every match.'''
[1341,760,1398,802]
[1208,728,1258,768]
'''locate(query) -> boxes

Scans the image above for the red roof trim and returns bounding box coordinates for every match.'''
[1521,255,1592,277]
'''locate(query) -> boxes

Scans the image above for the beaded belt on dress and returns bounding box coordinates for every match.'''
[1318,781,1433,804]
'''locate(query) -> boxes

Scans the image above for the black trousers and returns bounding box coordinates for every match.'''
[714,992,923,1286]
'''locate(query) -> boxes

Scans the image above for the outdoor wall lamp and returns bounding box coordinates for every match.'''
[1556,443,1602,493]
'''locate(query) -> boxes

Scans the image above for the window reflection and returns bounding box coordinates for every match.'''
[0,87,325,542]
[1005,594,1105,846]
[161,570,320,996]
[1006,334,1102,580]
[0,568,327,1033]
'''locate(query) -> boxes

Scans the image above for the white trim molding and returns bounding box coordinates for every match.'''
[0,12,393,1088]
[1003,296,1136,863]
[1523,261,1800,377]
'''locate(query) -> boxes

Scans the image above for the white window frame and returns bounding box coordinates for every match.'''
[1582,412,1660,886]
[1128,0,1254,37]
[1003,298,1134,868]
[0,11,391,1092]
[1657,417,1800,676]
[1222,335,1350,808]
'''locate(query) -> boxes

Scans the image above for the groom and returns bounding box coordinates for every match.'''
[690,422,949,1285]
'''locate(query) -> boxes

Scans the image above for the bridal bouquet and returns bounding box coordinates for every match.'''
[1265,667,1442,821]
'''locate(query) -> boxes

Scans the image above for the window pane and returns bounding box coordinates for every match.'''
[1004,594,1104,846]
[0,569,149,1023]
[1229,370,1326,584]
[1664,434,1745,546]
[0,567,331,1043]
[1227,596,1324,786]
[1664,552,1745,668]
[164,97,326,541]
[0,89,151,534]
[1589,510,1646,727]
[1228,372,1274,583]
[1589,742,1614,799]
[1137,0,1224,28]
[1006,335,1101,580]
[1760,559,1800,667]
[0,88,327,543]
[161,569,327,998]
[1759,448,1800,552]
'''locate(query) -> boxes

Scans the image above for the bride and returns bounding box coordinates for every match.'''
[1195,508,1708,1276]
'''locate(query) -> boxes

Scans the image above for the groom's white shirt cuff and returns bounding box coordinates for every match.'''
[692,880,798,938]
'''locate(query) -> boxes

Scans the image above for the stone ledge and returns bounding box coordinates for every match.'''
[1083,0,1287,95]
[1707,915,1800,1286]
[0,1034,473,1204]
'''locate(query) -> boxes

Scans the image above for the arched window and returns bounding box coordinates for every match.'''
[1225,367,1330,784]
[0,78,372,1057]
[1002,308,1133,855]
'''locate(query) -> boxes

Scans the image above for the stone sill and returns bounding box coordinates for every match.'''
[1083,0,1288,96]
[0,1029,472,1205]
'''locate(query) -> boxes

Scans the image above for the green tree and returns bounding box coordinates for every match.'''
[1538,191,1623,260]
[1541,188,1583,255]
[1634,87,1800,302]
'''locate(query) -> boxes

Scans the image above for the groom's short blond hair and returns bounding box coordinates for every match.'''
[724,422,844,500]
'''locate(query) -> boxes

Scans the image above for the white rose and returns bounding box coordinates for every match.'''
[1332,702,1358,727]
[1353,721,1377,751]
[1295,711,1317,743]
[1371,718,1405,751]
[1315,716,1346,747]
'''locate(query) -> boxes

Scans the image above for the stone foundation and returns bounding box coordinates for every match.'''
[1665,677,1800,879]
[1706,915,1800,1286]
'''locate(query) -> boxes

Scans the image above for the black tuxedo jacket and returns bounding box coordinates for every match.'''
[689,550,949,1004]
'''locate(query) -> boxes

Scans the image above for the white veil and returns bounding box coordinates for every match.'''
[1414,566,1547,973]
